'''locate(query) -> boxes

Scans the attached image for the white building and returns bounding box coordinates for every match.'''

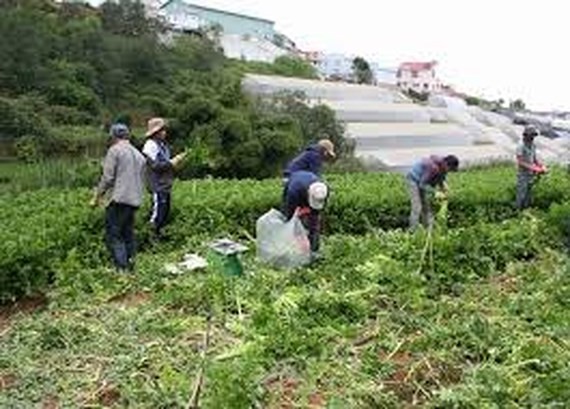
[145,0,296,63]
[141,0,163,18]
[397,61,442,94]
[220,34,289,63]
[316,53,355,81]
[372,66,397,86]
[306,53,396,85]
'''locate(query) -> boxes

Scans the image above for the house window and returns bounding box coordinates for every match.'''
[412,71,418,78]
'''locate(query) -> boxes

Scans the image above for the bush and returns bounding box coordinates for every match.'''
[45,105,95,126]
[0,189,98,302]
[232,56,318,80]
[0,96,50,140]
[2,165,569,302]
[47,125,105,157]
[14,135,42,162]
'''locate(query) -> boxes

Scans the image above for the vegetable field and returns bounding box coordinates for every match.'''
[1,166,569,408]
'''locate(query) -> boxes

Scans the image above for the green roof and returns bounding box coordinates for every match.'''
[160,1,275,25]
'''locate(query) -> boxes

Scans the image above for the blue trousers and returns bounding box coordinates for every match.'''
[282,190,321,253]
[150,191,171,236]
[105,202,137,270]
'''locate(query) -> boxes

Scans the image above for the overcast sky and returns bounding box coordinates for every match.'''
[90,0,568,111]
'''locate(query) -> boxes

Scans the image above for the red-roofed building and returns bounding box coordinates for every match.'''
[397,60,441,94]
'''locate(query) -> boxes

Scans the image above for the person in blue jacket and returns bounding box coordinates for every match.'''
[283,171,329,259]
[283,139,336,179]
[406,155,459,230]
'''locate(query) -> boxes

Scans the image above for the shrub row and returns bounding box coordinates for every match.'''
[165,165,570,240]
[2,166,570,301]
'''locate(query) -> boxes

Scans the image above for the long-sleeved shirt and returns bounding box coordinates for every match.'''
[407,155,447,190]
[283,171,321,251]
[96,140,146,207]
[143,138,174,193]
[283,145,324,178]
[516,142,538,176]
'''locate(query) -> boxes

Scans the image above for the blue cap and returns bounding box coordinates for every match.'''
[109,123,130,139]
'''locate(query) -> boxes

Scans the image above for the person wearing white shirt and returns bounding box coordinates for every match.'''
[142,117,186,240]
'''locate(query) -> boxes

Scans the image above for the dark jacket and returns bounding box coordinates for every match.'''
[283,145,324,178]
[283,171,319,217]
[142,138,174,193]
[283,171,321,252]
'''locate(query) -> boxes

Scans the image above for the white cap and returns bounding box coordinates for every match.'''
[308,182,328,210]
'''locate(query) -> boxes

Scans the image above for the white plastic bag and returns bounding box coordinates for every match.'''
[256,209,311,269]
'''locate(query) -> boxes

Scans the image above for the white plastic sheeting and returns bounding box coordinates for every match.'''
[428,94,467,110]
[347,123,471,150]
[325,100,432,123]
[242,74,568,170]
[361,145,513,172]
[243,74,407,102]
[469,107,568,161]
[426,107,449,123]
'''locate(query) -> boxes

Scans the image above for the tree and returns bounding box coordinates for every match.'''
[100,0,155,37]
[272,56,318,79]
[0,7,59,94]
[352,56,374,85]
[510,99,526,111]
[0,0,349,176]
[465,96,482,106]
[0,0,56,11]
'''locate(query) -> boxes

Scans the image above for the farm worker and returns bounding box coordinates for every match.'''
[142,117,187,240]
[283,138,336,180]
[516,125,547,210]
[406,155,460,230]
[283,171,329,260]
[91,123,147,271]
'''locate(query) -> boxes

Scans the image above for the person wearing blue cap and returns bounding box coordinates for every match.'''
[91,123,147,271]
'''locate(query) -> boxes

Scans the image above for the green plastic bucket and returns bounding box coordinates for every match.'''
[207,251,243,276]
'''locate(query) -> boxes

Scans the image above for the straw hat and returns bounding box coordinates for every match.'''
[145,117,167,138]
[318,139,336,158]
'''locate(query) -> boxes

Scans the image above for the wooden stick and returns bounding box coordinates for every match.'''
[187,313,212,409]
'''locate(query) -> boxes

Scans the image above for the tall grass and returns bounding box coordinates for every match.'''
[0,159,101,194]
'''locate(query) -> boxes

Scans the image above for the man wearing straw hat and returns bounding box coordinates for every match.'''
[142,117,186,240]
[283,138,336,179]
[282,139,336,205]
